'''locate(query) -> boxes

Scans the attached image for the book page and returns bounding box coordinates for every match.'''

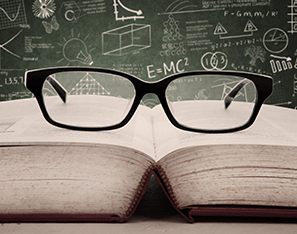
[152,103,297,161]
[0,98,155,159]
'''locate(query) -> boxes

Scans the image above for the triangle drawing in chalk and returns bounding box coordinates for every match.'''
[244,20,258,32]
[70,73,110,95]
[214,22,228,35]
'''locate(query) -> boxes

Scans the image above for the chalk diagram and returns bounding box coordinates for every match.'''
[214,20,258,39]
[269,55,294,74]
[69,73,110,95]
[201,52,228,71]
[194,89,209,100]
[158,0,224,56]
[0,29,23,69]
[159,0,224,15]
[244,45,266,66]
[263,28,289,54]
[212,78,255,102]
[102,24,151,56]
[160,14,186,56]
[288,0,297,34]
[166,76,254,103]
[57,29,95,65]
[0,0,27,30]
[32,0,56,19]
[269,80,291,106]
[42,15,59,34]
[59,1,82,23]
[43,73,110,97]
[113,0,144,21]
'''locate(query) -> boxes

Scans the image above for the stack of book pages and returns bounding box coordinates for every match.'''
[1,99,297,222]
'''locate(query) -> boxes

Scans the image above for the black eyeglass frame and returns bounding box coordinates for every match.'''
[25,67,273,133]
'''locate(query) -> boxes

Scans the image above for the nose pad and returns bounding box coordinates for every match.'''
[123,98,134,117]
[167,98,175,115]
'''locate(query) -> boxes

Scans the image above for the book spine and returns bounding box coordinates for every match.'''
[124,165,154,218]
[153,163,179,209]
[124,163,180,219]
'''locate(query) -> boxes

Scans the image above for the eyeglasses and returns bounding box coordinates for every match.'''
[25,67,273,133]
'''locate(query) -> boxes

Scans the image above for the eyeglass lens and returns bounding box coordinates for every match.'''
[42,71,136,127]
[166,75,257,130]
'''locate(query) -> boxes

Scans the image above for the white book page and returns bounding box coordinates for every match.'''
[0,98,155,159]
[152,104,297,161]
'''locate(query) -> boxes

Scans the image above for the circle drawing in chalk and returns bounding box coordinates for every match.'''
[59,1,81,23]
[201,52,228,71]
[201,52,214,70]
[65,10,76,22]
[263,28,288,54]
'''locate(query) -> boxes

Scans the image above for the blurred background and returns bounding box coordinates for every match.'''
[0,0,296,108]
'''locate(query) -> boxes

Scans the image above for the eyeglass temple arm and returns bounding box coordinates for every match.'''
[46,76,67,103]
[224,79,251,109]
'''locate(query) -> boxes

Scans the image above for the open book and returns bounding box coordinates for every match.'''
[1,98,297,222]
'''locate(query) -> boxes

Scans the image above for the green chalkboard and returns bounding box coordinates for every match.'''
[0,0,296,108]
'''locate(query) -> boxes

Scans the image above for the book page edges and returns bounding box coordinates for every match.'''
[0,144,154,223]
[0,213,122,223]
[152,162,297,222]
[187,206,297,220]
[157,144,297,222]
[0,163,189,223]
[1,152,297,223]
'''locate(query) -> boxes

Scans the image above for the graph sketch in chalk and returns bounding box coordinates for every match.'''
[159,0,224,15]
[288,0,297,34]
[267,80,291,106]
[0,0,27,30]
[113,0,144,21]
[269,56,294,74]
[159,0,198,15]
[0,29,23,69]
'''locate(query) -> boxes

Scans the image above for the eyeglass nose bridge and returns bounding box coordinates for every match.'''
[136,80,168,99]
[131,81,176,119]
[134,80,169,107]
